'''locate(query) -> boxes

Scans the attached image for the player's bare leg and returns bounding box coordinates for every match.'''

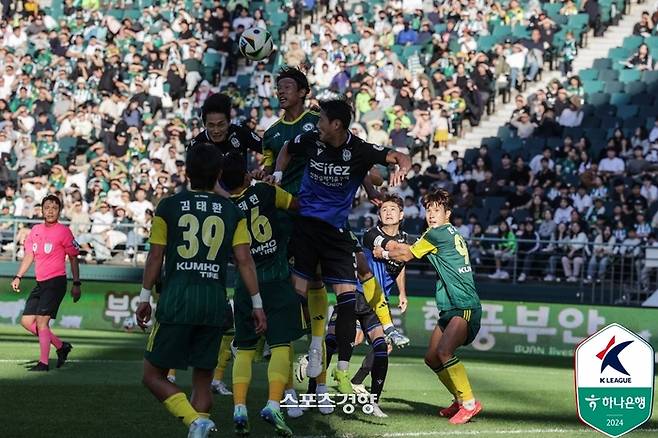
[143,360,216,436]
[190,368,214,417]
[429,318,481,424]
[425,326,460,418]
[356,253,409,348]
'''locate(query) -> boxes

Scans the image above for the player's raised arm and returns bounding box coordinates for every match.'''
[271,141,292,185]
[373,240,417,263]
[396,266,408,313]
[232,220,267,334]
[386,150,412,187]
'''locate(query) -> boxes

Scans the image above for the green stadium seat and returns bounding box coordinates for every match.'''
[202,52,222,67]
[108,9,124,19]
[608,47,630,61]
[583,80,604,94]
[579,68,598,81]
[642,70,658,84]
[603,81,624,94]
[609,92,630,106]
[587,92,610,106]
[567,14,589,31]
[597,69,618,82]
[616,105,639,120]
[624,81,647,96]
[592,58,612,70]
[631,93,654,106]
[502,137,523,152]
[622,35,643,51]
[618,69,641,83]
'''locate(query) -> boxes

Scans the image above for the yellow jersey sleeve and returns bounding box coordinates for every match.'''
[262,149,274,167]
[274,186,293,210]
[410,236,438,259]
[149,216,167,245]
[232,218,251,247]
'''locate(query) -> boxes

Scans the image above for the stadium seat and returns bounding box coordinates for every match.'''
[587,92,610,107]
[481,136,502,150]
[581,114,602,128]
[624,81,646,96]
[630,93,654,106]
[616,105,638,120]
[579,68,598,81]
[641,70,658,84]
[583,80,604,94]
[597,69,618,82]
[502,137,523,153]
[608,47,630,62]
[603,81,624,94]
[609,92,631,106]
[592,58,612,70]
[622,35,643,51]
[618,69,641,84]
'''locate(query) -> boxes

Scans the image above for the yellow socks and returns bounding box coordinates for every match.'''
[214,334,234,381]
[268,346,290,402]
[286,344,295,390]
[232,349,256,405]
[362,276,393,329]
[308,286,328,339]
[438,356,474,405]
[163,392,199,427]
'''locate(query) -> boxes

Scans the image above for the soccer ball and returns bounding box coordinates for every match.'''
[239,27,274,61]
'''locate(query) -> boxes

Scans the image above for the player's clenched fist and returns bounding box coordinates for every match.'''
[252,308,267,334]
[136,302,152,329]
[11,277,21,292]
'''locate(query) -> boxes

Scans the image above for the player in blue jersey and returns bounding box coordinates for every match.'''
[274,99,411,393]
[351,195,410,391]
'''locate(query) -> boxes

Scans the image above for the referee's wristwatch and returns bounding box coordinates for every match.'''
[73,280,82,286]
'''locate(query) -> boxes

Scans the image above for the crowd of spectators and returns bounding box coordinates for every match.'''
[1,0,658,287]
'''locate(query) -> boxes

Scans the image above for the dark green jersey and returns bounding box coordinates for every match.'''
[410,223,480,311]
[262,110,319,195]
[230,182,293,283]
[150,190,250,326]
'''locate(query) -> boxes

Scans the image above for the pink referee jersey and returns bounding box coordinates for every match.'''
[24,223,80,282]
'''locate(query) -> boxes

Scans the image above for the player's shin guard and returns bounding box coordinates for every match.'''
[163,392,200,427]
[352,350,374,385]
[362,277,393,329]
[215,334,234,381]
[268,346,290,406]
[370,337,389,400]
[232,349,256,406]
[308,286,328,342]
[445,357,475,408]
[334,292,356,370]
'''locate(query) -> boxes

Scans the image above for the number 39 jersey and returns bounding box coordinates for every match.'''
[149,190,249,326]
[409,223,480,311]
[230,182,294,283]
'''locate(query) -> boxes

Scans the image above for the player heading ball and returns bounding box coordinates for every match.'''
[274,98,411,391]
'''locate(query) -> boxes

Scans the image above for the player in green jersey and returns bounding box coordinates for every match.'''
[136,143,267,438]
[222,152,305,437]
[373,188,483,425]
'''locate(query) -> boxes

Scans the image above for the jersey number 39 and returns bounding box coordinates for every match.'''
[177,214,225,261]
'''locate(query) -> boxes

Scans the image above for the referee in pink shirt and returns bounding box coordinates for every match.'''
[11,194,82,372]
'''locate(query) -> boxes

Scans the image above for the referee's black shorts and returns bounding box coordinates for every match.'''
[289,216,357,285]
[23,275,68,318]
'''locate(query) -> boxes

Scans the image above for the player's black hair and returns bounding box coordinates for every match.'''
[221,152,248,191]
[319,99,352,130]
[41,194,62,211]
[202,93,232,123]
[276,66,310,96]
[186,142,224,190]
[422,188,453,211]
[379,194,404,211]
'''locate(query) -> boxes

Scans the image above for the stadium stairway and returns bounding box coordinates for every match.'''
[437,1,646,166]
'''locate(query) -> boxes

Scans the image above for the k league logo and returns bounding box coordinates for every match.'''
[575,323,654,437]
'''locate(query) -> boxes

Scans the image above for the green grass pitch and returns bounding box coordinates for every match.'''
[0,326,656,438]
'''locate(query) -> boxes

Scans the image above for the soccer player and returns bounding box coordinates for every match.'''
[262,67,328,412]
[373,188,483,425]
[191,93,262,161]
[136,143,267,437]
[274,99,410,397]
[352,194,410,391]
[11,194,81,372]
[221,152,305,437]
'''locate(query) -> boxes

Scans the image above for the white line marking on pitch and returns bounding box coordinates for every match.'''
[378,429,658,437]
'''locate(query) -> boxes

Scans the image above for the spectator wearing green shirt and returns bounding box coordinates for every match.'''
[489,220,517,280]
